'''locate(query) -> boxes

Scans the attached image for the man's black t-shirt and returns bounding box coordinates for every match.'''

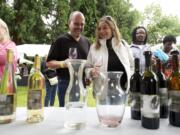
[47,33,90,80]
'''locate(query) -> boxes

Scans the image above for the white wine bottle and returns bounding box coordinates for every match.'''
[0,49,17,124]
[27,55,45,123]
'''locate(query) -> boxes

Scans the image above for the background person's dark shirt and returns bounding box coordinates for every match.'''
[47,33,90,80]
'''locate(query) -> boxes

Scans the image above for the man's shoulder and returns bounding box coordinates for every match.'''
[53,33,73,45]
[80,35,88,39]
[80,35,90,42]
[56,33,70,41]
[79,35,91,47]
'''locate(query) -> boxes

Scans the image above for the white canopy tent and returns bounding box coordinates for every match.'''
[19,57,33,64]
[17,44,51,57]
[17,44,51,64]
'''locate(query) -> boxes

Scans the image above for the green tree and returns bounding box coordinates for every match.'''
[43,0,70,43]
[0,1,15,39]
[12,0,48,44]
[96,0,111,17]
[79,0,97,42]
[0,0,141,45]
[69,0,83,12]
[141,4,180,44]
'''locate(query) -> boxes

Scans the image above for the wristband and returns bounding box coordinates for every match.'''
[59,62,64,68]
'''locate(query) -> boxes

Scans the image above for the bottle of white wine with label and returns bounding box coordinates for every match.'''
[0,49,17,124]
[27,55,45,123]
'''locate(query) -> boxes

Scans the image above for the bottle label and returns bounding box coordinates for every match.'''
[159,88,168,106]
[141,95,160,118]
[0,95,14,116]
[27,90,42,110]
[169,91,180,112]
[130,92,141,111]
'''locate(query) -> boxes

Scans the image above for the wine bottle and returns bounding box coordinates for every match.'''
[141,51,160,129]
[0,49,17,124]
[168,54,180,127]
[130,58,142,120]
[27,55,45,123]
[156,59,168,118]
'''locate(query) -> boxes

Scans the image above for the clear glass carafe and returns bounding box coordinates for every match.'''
[94,71,126,128]
[64,59,87,130]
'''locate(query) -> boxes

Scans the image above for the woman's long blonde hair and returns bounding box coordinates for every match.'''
[95,16,121,49]
[0,18,10,42]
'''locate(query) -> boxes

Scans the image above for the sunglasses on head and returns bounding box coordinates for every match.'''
[105,16,113,21]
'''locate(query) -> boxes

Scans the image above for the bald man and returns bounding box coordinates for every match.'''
[46,11,90,107]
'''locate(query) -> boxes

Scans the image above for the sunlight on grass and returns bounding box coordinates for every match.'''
[17,85,96,107]
[17,86,28,107]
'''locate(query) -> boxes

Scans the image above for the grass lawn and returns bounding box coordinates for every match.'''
[17,85,96,107]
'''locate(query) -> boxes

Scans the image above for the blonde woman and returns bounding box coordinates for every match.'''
[87,16,134,93]
[0,18,18,78]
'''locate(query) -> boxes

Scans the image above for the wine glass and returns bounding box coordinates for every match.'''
[92,55,103,78]
[69,48,77,59]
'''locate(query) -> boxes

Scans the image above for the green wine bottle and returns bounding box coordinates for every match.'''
[27,55,45,123]
[141,51,160,129]
[130,58,142,120]
[0,49,17,124]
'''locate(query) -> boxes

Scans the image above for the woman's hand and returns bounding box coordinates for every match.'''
[90,66,100,77]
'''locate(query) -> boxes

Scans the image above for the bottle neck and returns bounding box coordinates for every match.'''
[7,49,13,64]
[4,50,14,73]
[172,55,179,72]
[34,55,41,71]
[156,59,162,72]
[134,58,140,73]
[144,51,152,71]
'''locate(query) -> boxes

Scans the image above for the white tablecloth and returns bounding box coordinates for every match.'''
[0,107,179,135]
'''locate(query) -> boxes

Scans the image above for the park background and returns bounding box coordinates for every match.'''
[1,0,180,106]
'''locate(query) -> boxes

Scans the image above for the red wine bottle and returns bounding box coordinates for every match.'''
[156,59,168,118]
[141,51,160,129]
[130,58,142,120]
[168,54,180,127]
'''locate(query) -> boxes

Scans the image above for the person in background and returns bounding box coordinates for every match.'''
[41,56,57,107]
[130,26,150,73]
[46,11,90,107]
[86,15,134,94]
[162,35,179,55]
[0,18,18,79]
[161,35,179,78]
[21,63,29,77]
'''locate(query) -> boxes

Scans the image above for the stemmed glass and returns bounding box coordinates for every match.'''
[92,55,103,78]
[69,48,77,59]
